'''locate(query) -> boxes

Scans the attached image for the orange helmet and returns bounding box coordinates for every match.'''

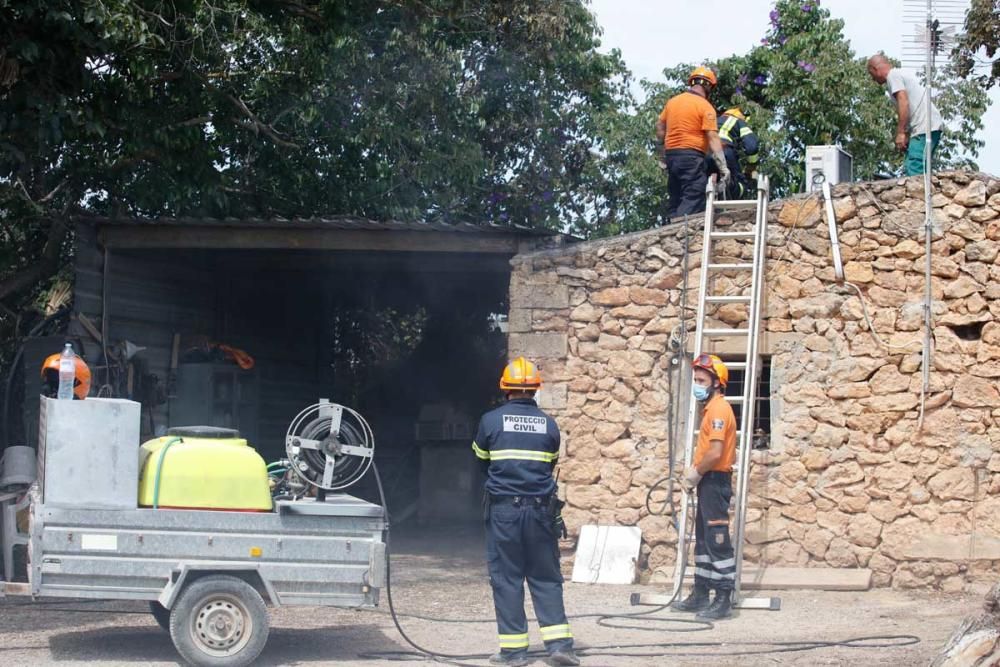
[499,357,542,392]
[692,353,728,388]
[688,66,718,88]
[41,352,92,400]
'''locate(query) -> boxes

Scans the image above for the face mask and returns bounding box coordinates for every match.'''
[693,384,711,401]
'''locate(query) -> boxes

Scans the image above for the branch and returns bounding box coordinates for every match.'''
[0,217,69,302]
[38,178,69,203]
[168,115,212,128]
[109,149,162,172]
[274,0,325,24]
[226,94,300,149]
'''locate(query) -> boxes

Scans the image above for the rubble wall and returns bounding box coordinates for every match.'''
[509,171,1000,589]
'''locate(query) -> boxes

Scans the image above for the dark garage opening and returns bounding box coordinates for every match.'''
[67,218,560,528]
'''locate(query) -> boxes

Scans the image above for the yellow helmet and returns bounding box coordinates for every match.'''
[500,357,542,392]
[724,107,747,121]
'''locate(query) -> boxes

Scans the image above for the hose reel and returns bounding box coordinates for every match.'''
[284,399,374,494]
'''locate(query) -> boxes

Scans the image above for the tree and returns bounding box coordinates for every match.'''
[953,0,1000,89]
[580,0,991,235]
[0,0,630,353]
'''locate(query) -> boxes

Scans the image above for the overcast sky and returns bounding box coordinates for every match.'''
[588,0,1000,176]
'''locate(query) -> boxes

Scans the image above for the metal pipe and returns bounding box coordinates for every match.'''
[822,182,845,282]
[920,0,934,429]
[732,174,770,604]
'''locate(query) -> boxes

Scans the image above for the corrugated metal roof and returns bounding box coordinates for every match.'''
[74,214,560,237]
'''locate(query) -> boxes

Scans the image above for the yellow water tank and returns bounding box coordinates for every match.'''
[137,426,272,511]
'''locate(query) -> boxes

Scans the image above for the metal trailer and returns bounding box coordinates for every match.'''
[0,397,387,667]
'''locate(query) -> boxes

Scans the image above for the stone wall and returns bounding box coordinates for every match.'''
[508,171,1000,590]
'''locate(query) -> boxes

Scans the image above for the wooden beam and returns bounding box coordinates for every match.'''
[206,250,515,274]
[99,225,524,254]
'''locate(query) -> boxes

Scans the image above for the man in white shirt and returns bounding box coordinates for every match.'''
[867,53,943,176]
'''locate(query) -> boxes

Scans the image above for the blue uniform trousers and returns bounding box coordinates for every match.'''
[694,471,735,592]
[665,148,708,219]
[486,495,573,657]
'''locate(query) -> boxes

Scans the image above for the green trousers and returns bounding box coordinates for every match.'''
[905,130,942,176]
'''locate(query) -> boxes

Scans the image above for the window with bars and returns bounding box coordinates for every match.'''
[722,356,771,449]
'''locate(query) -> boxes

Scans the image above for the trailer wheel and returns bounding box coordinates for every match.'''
[168,575,269,667]
[149,601,171,631]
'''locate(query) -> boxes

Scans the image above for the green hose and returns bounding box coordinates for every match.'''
[152,437,183,509]
[267,461,287,470]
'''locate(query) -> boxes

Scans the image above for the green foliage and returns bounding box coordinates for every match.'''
[582,0,990,236]
[0,0,992,275]
[0,0,631,228]
[953,0,1000,88]
[0,0,632,331]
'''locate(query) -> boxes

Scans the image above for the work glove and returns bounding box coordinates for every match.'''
[716,166,731,195]
[712,152,730,195]
[680,466,702,493]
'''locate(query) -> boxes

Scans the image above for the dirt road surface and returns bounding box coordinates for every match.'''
[0,525,979,666]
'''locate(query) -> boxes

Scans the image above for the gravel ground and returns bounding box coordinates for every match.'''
[0,524,981,666]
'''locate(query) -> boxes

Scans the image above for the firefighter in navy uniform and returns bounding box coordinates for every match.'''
[707,107,760,200]
[472,357,580,667]
[672,353,737,620]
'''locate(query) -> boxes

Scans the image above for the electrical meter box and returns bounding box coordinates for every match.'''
[804,145,853,192]
[38,396,141,509]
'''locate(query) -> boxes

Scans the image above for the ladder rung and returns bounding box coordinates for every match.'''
[710,230,756,239]
[702,328,750,336]
[714,200,758,211]
[707,262,754,271]
[705,295,751,303]
[724,361,747,370]
[725,396,744,404]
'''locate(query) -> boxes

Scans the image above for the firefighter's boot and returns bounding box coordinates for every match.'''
[490,652,530,667]
[696,589,732,620]
[670,583,711,613]
[548,649,581,666]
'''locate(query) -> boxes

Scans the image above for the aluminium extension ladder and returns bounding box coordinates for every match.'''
[632,173,778,612]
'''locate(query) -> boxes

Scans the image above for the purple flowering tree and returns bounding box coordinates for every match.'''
[591,0,989,234]
[634,0,986,200]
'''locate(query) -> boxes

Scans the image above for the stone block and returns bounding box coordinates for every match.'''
[513,283,569,309]
[508,332,567,360]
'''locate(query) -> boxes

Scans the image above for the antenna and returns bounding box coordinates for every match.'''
[901,0,968,68]
[899,0,971,431]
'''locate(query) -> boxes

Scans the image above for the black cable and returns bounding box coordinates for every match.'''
[364,463,920,664]
[367,462,491,667]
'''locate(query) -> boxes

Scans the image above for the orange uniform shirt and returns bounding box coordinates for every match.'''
[693,393,737,472]
[659,91,718,154]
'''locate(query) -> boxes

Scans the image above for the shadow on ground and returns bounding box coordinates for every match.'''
[47,624,417,664]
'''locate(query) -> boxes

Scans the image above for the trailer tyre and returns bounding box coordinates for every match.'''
[169,575,269,667]
[149,601,171,631]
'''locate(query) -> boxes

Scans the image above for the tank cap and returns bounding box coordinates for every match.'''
[166,426,240,439]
